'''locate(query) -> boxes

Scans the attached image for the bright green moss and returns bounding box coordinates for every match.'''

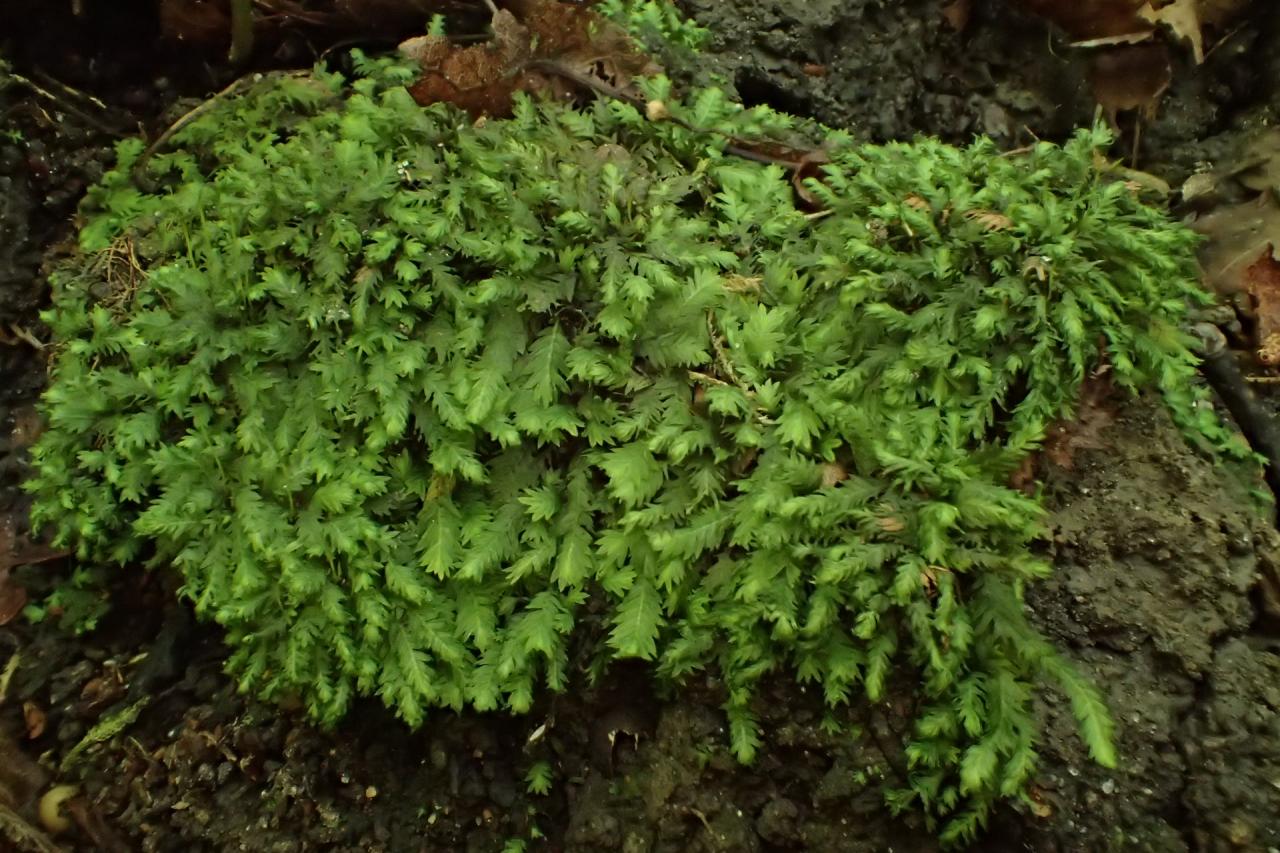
[25,53,1247,843]
[597,0,711,51]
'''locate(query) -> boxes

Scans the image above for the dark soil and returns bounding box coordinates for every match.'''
[2,1,1280,851]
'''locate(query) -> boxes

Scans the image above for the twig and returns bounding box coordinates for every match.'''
[523,58,817,172]
[706,311,743,389]
[132,70,311,179]
[1194,323,1280,499]
[1,324,46,351]
[228,0,256,65]
[5,71,124,136]
[0,803,62,853]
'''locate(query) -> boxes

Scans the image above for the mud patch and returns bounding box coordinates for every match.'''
[990,399,1280,851]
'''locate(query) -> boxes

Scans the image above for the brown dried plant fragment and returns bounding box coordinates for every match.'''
[401,0,659,117]
[1088,43,1172,124]
[964,209,1014,231]
[876,516,906,533]
[1042,369,1117,470]
[1138,0,1203,63]
[1243,246,1280,365]
[1012,0,1153,42]
[819,462,848,488]
[1193,195,1280,297]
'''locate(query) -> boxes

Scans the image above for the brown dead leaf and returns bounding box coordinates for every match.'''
[941,0,972,32]
[1191,192,1280,297]
[964,209,1014,230]
[23,701,46,740]
[921,565,951,597]
[876,516,905,533]
[1258,333,1280,367]
[1233,128,1280,194]
[1243,247,1280,363]
[645,99,670,121]
[1009,453,1038,494]
[0,516,25,626]
[1138,0,1203,63]
[400,9,529,119]
[63,794,132,853]
[722,274,763,294]
[819,462,848,488]
[0,513,70,627]
[1092,150,1172,195]
[77,669,127,718]
[1013,0,1153,41]
[1043,368,1117,470]
[0,567,27,626]
[1027,786,1054,818]
[401,0,659,118]
[0,732,51,811]
[1088,43,1172,122]
[159,0,232,50]
[1022,256,1049,281]
[791,149,832,210]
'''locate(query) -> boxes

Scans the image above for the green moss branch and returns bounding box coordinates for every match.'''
[23,50,1254,845]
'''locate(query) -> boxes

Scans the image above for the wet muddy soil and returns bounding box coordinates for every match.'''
[2,1,1280,851]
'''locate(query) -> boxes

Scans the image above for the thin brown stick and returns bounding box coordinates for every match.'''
[524,58,813,171]
[132,70,311,178]
[228,0,256,65]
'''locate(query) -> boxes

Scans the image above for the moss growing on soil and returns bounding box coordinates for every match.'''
[22,50,1250,843]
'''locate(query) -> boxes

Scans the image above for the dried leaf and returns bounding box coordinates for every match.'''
[1233,128,1280,194]
[0,569,25,626]
[964,209,1014,230]
[0,516,24,626]
[1258,333,1280,367]
[159,0,231,50]
[23,702,46,740]
[876,516,905,533]
[1138,0,1203,63]
[1244,247,1280,363]
[721,274,763,294]
[1022,256,1049,281]
[401,10,528,119]
[819,462,848,488]
[0,512,70,626]
[941,0,972,32]
[1013,0,1153,41]
[791,149,831,210]
[1088,43,1171,122]
[1191,193,1280,296]
[401,0,660,117]
[645,99,669,121]
[1042,370,1117,470]
[1028,786,1054,818]
[1009,454,1038,494]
